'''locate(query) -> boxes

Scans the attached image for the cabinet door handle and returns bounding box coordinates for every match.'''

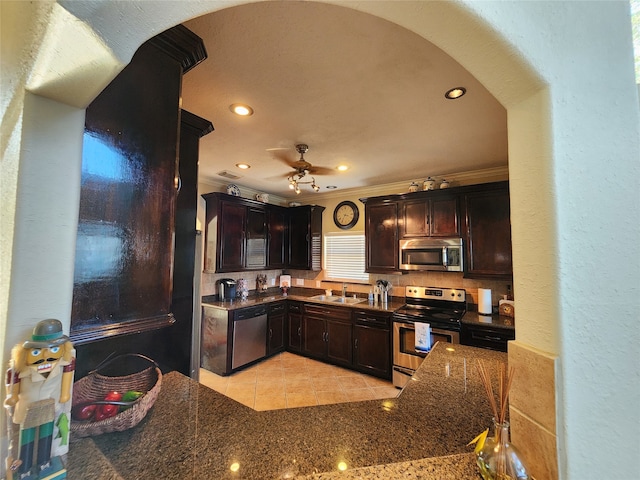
[297,326,301,336]
[269,329,273,339]
[354,338,358,349]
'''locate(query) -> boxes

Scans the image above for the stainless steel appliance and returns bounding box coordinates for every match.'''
[399,238,463,272]
[232,306,268,370]
[392,285,466,387]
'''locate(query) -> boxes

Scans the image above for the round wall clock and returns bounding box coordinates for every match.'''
[333,200,359,229]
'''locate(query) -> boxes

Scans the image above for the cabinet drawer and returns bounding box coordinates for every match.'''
[288,302,302,313]
[352,310,390,329]
[269,302,286,314]
[304,304,351,322]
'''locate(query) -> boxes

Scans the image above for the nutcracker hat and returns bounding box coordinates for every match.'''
[23,319,70,348]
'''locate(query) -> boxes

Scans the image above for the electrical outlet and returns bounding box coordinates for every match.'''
[296,278,304,286]
[271,278,275,286]
[315,281,321,288]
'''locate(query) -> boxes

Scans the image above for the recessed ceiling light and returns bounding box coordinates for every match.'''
[236,163,250,169]
[337,165,349,171]
[445,87,466,99]
[326,185,338,189]
[229,103,254,116]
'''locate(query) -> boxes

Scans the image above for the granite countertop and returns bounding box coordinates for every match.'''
[66,343,506,479]
[462,311,515,330]
[202,292,405,314]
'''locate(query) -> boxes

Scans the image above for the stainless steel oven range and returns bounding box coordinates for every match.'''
[392,286,466,388]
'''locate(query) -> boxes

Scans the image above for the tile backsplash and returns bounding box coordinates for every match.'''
[202,268,512,309]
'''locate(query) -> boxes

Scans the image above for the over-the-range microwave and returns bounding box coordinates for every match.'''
[399,238,463,272]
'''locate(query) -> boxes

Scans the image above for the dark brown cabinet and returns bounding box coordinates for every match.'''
[401,194,459,238]
[463,182,512,278]
[461,323,514,352]
[204,196,323,272]
[246,206,267,269]
[267,302,286,355]
[287,205,324,270]
[287,302,303,352]
[352,310,391,379]
[302,304,352,367]
[363,200,399,273]
[267,206,287,269]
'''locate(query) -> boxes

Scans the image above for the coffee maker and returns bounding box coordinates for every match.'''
[218,278,236,301]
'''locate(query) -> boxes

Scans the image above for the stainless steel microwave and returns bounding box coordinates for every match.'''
[399,238,463,272]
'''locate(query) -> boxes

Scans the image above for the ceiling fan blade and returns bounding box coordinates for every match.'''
[271,150,297,168]
[308,166,336,176]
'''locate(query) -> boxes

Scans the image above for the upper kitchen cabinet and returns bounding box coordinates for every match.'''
[463,182,513,279]
[203,193,262,272]
[267,206,287,269]
[287,205,325,270]
[401,191,460,238]
[361,199,399,273]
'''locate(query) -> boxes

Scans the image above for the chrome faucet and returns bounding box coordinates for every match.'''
[342,283,347,297]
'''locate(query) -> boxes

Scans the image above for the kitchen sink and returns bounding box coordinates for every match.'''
[307,294,366,304]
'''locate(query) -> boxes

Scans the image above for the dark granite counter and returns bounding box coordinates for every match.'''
[202,292,405,314]
[462,311,515,330]
[66,343,506,479]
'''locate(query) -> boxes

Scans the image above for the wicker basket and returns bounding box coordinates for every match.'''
[70,354,162,437]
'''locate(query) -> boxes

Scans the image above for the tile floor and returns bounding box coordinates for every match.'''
[199,351,399,411]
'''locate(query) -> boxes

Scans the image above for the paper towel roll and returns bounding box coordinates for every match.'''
[478,288,492,314]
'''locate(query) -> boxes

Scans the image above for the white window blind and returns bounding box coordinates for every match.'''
[323,233,369,282]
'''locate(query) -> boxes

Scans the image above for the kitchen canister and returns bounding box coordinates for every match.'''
[237,278,249,300]
[478,288,492,314]
[439,179,450,189]
[423,177,436,190]
[409,182,419,193]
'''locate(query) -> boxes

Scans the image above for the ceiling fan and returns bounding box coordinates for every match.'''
[273,144,334,194]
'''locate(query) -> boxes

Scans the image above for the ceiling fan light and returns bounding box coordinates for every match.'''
[295,186,301,194]
[337,165,348,171]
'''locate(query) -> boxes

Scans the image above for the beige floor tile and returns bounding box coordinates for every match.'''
[254,394,287,411]
[286,392,318,408]
[227,369,258,384]
[199,353,396,412]
[370,386,400,399]
[256,381,285,396]
[336,375,369,390]
[283,370,311,381]
[284,378,314,394]
[344,388,376,402]
[311,376,341,391]
[316,390,349,405]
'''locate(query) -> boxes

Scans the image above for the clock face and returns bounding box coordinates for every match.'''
[334,201,359,229]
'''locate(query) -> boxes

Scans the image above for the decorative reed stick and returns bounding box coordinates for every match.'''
[476,360,515,424]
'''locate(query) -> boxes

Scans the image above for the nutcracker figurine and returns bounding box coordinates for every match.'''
[4,319,75,480]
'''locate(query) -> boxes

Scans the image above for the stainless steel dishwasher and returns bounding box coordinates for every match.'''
[232,305,268,370]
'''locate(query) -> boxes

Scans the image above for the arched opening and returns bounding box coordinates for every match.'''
[4,2,638,479]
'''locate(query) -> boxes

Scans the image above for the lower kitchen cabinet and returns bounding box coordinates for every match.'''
[353,310,391,379]
[302,304,353,368]
[460,323,514,352]
[268,302,286,355]
[287,301,303,352]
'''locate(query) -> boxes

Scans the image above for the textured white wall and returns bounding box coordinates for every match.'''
[1,1,638,478]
